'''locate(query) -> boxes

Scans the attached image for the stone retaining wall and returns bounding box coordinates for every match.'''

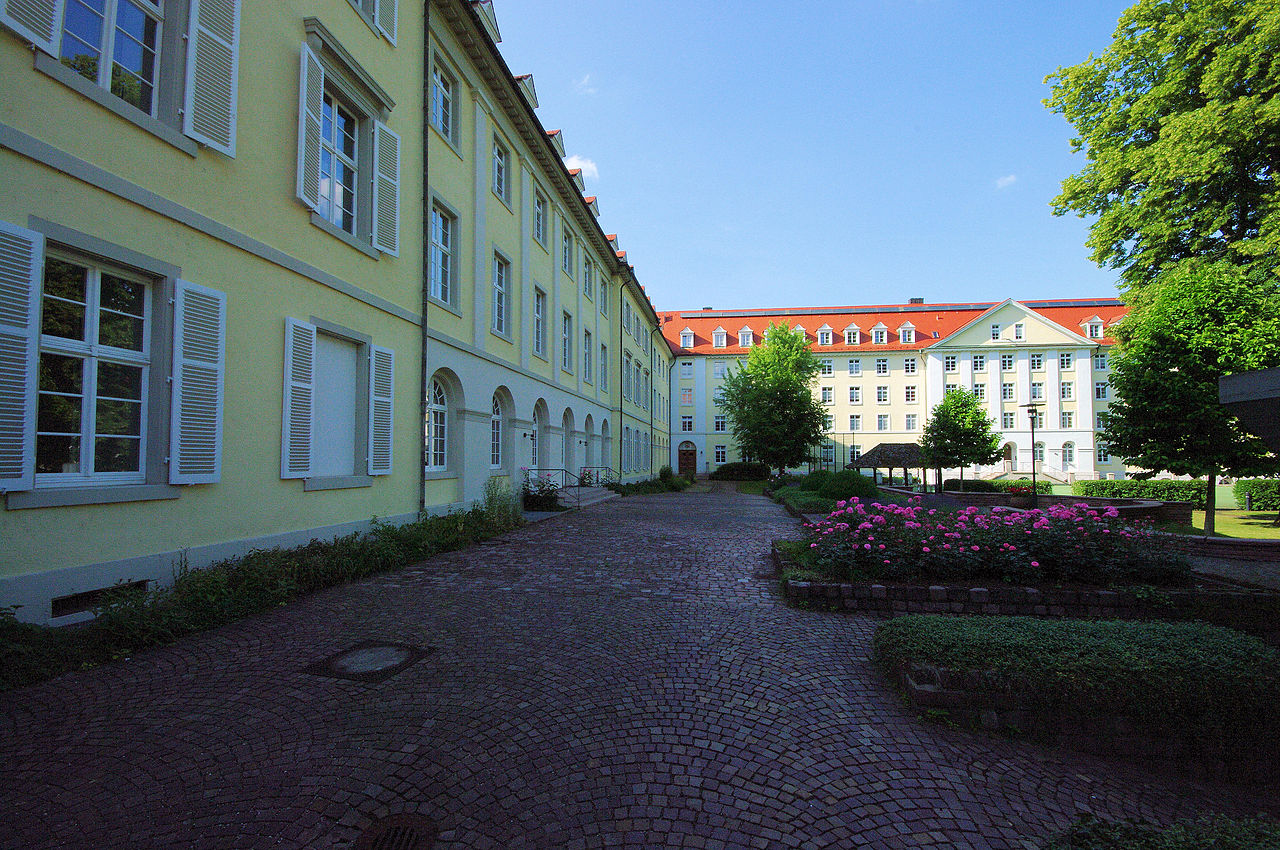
[892,662,1277,786]
[1162,534,1280,561]
[931,491,1194,525]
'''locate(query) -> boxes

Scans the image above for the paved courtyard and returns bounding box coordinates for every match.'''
[1,484,1274,849]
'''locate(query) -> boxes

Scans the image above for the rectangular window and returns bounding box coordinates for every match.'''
[872,328,887,345]
[1061,382,1074,400]
[904,385,917,403]
[945,383,959,394]
[823,414,833,430]
[490,254,508,335]
[583,330,592,383]
[877,414,890,431]
[849,386,861,403]
[561,313,572,371]
[430,63,455,141]
[905,413,918,430]
[819,358,833,376]
[849,414,861,431]
[680,387,693,405]
[1088,322,1103,339]
[1002,412,1015,429]
[712,386,724,404]
[680,361,693,378]
[850,444,862,461]
[875,358,889,375]
[1030,382,1044,401]
[680,416,693,432]
[972,383,986,401]
[622,354,632,399]
[582,257,593,300]
[903,358,917,375]
[562,230,574,275]
[818,330,832,345]
[1061,411,1074,428]
[844,330,858,345]
[1032,411,1045,429]
[944,355,957,372]
[713,360,727,378]
[876,385,889,403]
[991,323,1001,340]
[1093,353,1108,371]
[1059,352,1073,369]
[1001,382,1015,401]
[1030,353,1043,371]
[848,359,861,376]
[1014,323,1024,340]
[532,289,545,355]
[820,443,834,463]
[972,354,986,372]
[821,386,833,404]
[600,344,608,386]
[318,90,359,234]
[428,204,454,303]
[1000,353,1014,371]
[712,329,726,348]
[1096,412,1105,429]
[58,0,164,116]
[900,328,915,344]
[1095,381,1109,400]
[1097,446,1111,463]
[534,192,547,243]
[714,415,726,432]
[739,329,752,347]
[491,136,509,201]
[715,445,727,464]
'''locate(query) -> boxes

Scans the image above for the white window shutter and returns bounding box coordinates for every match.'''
[0,220,42,492]
[182,0,241,156]
[170,280,226,484]
[371,120,400,256]
[0,0,64,57]
[374,0,396,44]
[367,345,393,475]
[281,319,315,479]
[296,44,324,210]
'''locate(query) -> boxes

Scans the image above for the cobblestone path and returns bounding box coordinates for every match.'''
[1,483,1273,849]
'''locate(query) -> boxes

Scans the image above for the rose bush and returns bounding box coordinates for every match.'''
[801,497,1190,586]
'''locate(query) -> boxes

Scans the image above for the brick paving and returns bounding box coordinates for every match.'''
[1,482,1275,849]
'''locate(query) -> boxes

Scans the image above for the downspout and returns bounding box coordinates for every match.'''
[419,0,430,515]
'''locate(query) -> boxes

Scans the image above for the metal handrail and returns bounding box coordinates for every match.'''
[524,467,584,510]
[577,466,618,486]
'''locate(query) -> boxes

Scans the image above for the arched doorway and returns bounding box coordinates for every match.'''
[1001,441,1015,473]
[562,408,575,474]
[678,441,697,477]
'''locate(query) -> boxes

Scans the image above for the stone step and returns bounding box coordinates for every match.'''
[555,485,620,509]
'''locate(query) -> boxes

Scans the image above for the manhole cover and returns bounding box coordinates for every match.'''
[354,814,438,850]
[304,641,432,683]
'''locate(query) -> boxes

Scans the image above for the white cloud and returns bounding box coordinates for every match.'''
[995,174,1017,190]
[564,154,599,179]
[574,74,598,95]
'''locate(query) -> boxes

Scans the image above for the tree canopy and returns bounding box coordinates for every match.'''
[718,322,827,475]
[1045,0,1280,290]
[919,388,1003,484]
[1101,259,1280,530]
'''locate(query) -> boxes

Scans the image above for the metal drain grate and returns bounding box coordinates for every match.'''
[303,641,433,683]
[354,814,438,850]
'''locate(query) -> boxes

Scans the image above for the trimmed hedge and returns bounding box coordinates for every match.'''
[1234,478,1280,512]
[771,485,836,515]
[944,478,1053,494]
[1072,479,1205,504]
[1,508,519,692]
[708,461,770,481]
[796,469,879,502]
[872,615,1280,756]
[1043,815,1280,850]
[605,473,691,496]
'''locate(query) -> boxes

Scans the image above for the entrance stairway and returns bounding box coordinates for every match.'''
[555,485,620,510]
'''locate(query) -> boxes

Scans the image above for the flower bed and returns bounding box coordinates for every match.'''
[797,497,1191,587]
[873,615,1280,785]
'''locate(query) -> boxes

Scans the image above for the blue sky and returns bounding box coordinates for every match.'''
[489,1,1132,311]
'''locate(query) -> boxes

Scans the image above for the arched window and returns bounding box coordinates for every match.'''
[1062,441,1075,465]
[490,396,503,467]
[427,380,448,470]
[1033,442,1045,463]
[531,410,542,468]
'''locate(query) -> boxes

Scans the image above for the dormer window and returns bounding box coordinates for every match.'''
[871,323,888,345]
[1087,322,1103,339]
[793,325,806,340]
[680,328,694,348]
[816,324,833,345]
[739,327,753,347]
[712,327,727,348]
[844,327,860,345]
[899,324,915,345]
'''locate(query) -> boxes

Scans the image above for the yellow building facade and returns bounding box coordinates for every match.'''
[1,0,424,623]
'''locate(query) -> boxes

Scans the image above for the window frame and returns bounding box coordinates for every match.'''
[491,134,511,204]
[429,60,457,145]
[532,288,546,357]
[490,251,509,337]
[428,201,458,308]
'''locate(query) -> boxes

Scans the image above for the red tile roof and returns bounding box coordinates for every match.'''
[658,299,1127,355]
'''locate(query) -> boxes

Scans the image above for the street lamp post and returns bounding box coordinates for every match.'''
[1021,402,1043,509]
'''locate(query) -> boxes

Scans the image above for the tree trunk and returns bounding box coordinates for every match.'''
[936,466,944,494]
[1203,471,1217,537]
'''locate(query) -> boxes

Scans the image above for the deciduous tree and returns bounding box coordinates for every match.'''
[719,323,827,476]
[920,389,1003,491]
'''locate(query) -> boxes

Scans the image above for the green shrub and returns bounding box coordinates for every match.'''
[707,461,770,481]
[873,615,1280,756]
[1234,478,1280,512]
[1043,815,1280,850]
[811,470,878,502]
[606,473,691,497]
[658,465,675,483]
[1073,479,1206,504]
[0,509,508,692]
[944,478,1053,494]
[483,475,524,531]
[771,485,836,515]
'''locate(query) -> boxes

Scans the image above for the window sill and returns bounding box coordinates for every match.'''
[424,469,456,481]
[303,475,373,491]
[428,294,463,319]
[310,213,381,259]
[34,53,199,157]
[428,123,464,159]
[489,327,512,344]
[6,484,181,510]
[491,190,513,213]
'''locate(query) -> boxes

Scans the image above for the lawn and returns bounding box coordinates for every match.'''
[1177,510,1280,539]
[736,480,767,495]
